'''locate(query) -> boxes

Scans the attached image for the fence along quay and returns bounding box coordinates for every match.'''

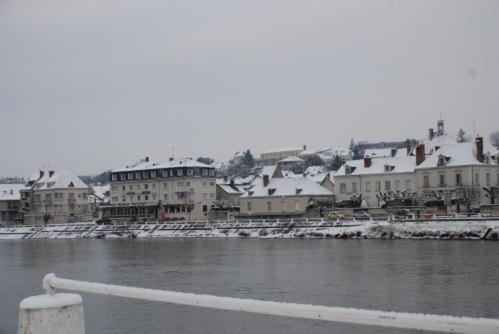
[18,273,499,334]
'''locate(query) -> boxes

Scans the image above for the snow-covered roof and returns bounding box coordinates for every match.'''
[31,171,89,190]
[261,146,303,154]
[240,177,333,198]
[113,158,213,172]
[422,133,456,154]
[279,156,304,163]
[415,142,498,169]
[336,155,416,176]
[0,184,24,201]
[364,148,408,158]
[304,166,326,176]
[218,183,245,195]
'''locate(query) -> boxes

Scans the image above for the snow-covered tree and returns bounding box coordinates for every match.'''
[456,128,470,143]
[490,131,499,148]
[243,150,255,167]
[455,187,481,212]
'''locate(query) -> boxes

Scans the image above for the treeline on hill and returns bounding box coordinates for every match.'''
[79,170,112,185]
[0,177,26,184]
[349,138,418,160]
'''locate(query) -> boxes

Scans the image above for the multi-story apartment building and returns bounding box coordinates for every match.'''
[103,157,216,222]
[20,170,93,224]
[415,137,499,208]
[0,184,23,224]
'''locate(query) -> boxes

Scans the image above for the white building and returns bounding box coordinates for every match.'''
[21,170,93,224]
[260,146,305,166]
[0,184,23,224]
[104,157,216,222]
[414,138,499,208]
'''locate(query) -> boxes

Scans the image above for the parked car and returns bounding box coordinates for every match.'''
[327,211,345,220]
[394,209,414,219]
[353,211,370,220]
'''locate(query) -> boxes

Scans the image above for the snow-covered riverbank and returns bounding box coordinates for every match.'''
[1,220,499,240]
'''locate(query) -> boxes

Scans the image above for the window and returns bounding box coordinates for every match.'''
[128,173,134,180]
[247,202,252,212]
[210,182,215,187]
[439,175,446,186]
[112,186,118,191]
[152,195,157,201]
[375,181,381,192]
[169,170,174,177]
[112,197,118,203]
[209,169,215,176]
[142,171,148,179]
[187,169,194,176]
[202,169,208,176]
[137,195,141,201]
[120,173,126,181]
[177,182,184,188]
[135,172,141,180]
[145,195,149,201]
[144,184,149,190]
[137,184,141,191]
[152,183,156,189]
[122,186,126,191]
[162,170,168,177]
[365,182,371,192]
[423,175,430,188]
[177,169,184,176]
[203,205,208,212]
[211,193,216,199]
[163,183,168,188]
[456,174,462,186]
[340,183,346,194]
[202,193,208,199]
[128,195,133,202]
[475,173,480,185]
[111,174,117,181]
[202,181,208,187]
[163,194,168,201]
[405,180,411,191]
[394,180,401,191]
[486,173,491,185]
[352,182,357,193]
[267,201,272,211]
[129,185,133,190]
[82,193,88,200]
[150,171,157,178]
[384,180,391,191]
[186,182,190,187]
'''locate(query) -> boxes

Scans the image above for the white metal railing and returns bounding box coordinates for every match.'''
[23,273,499,334]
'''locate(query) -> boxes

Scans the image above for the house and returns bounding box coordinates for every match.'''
[239,168,334,217]
[0,184,23,224]
[21,170,93,224]
[334,154,417,207]
[216,180,245,207]
[103,157,216,222]
[260,146,305,166]
[277,156,305,173]
[414,138,499,209]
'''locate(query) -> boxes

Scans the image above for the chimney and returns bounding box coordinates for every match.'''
[475,136,484,162]
[406,144,411,156]
[263,174,270,187]
[39,170,44,179]
[145,156,149,162]
[49,170,55,178]
[391,148,397,157]
[363,157,372,168]
[429,128,434,141]
[230,178,235,186]
[416,144,426,166]
[303,145,307,151]
[169,158,174,161]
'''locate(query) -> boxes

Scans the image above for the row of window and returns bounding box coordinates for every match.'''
[111,168,215,181]
[111,181,215,192]
[423,173,499,188]
[34,193,85,202]
[339,180,412,194]
[111,193,216,203]
[246,201,301,212]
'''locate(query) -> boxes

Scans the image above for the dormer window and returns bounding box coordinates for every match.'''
[268,188,276,195]
[345,165,355,175]
[295,188,303,195]
[248,191,254,196]
[384,165,395,172]
[68,182,74,188]
[437,155,451,167]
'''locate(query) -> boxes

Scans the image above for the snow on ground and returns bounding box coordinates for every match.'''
[1,220,499,240]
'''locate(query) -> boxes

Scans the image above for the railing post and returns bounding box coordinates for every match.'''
[18,274,84,334]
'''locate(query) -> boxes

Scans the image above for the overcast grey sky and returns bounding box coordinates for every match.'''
[1,0,498,177]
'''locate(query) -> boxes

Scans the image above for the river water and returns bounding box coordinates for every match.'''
[1,239,498,334]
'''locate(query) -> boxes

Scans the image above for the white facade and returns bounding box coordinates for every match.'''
[105,158,216,221]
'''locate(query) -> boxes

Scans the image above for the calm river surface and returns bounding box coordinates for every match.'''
[1,239,498,334]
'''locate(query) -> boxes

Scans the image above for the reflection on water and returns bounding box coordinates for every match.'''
[1,239,498,334]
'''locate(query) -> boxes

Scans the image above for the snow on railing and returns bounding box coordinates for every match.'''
[18,273,499,334]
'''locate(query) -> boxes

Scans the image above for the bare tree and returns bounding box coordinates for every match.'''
[457,128,470,143]
[490,131,499,149]
[455,187,481,213]
[483,186,499,204]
